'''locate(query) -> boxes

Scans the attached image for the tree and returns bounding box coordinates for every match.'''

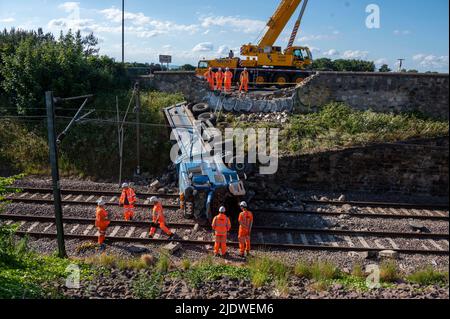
[0,28,128,115]
[312,58,376,72]
[179,64,196,71]
[379,64,391,72]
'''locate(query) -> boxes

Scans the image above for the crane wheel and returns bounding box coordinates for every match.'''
[255,75,266,86]
[274,74,289,87]
[293,76,305,85]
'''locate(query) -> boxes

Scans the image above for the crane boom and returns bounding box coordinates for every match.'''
[286,0,309,50]
[258,0,302,48]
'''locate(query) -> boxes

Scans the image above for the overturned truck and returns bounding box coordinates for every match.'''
[164,102,246,222]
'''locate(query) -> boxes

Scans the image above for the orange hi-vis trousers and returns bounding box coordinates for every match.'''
[239,80,248,92]
[214,235,227,256]
[238,232,251,254]
[123,205,134,221]
[225,81,232,92]
[97,227,107,244]
[150,222,172,236]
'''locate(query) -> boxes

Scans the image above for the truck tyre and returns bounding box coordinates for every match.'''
[198,112,217,126]
[228,157,255,176]
[192,103,210,115]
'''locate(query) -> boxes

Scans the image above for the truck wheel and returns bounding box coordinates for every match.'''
[198,112,217,126]
[228,157,255,176]
[192,103,210,115]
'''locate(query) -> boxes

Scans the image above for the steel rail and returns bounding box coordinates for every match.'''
[254,198,449,211]
[5,187,178,198]
[3,196,448,221]
[7,187,448,211]
[2,214,448,240]
[11,230,449,256]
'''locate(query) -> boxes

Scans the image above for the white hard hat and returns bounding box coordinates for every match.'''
[226,67,229,70]
[97,199,105,206]
[149,196,159,204]
[244,67,247,70]
[240,201,248,208]
[219,206,226,213]
[121,183,129,188]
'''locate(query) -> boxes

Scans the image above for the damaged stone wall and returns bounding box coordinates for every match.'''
[143,71,296,113]
[295,72,449,120]
[261,137,449,198]
[143,71,449,119]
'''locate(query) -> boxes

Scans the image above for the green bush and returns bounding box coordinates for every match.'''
[407,267,448,286]
[132,272,163,299]
[380,261,400,283]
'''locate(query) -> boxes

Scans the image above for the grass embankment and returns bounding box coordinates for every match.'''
[226,103,449,155]
[0,91,184,179]
[0,214,448,300]
[0,176,93,298]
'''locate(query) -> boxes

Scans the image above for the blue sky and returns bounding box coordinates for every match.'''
[1,0,448,72]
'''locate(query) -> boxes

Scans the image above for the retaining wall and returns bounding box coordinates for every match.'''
[262,137,449,198]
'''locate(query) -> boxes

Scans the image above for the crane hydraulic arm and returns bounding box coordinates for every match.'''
[259,0,302,48]
[241,0,302,56]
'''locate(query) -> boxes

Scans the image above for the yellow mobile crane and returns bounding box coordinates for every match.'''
[196,0,312,87]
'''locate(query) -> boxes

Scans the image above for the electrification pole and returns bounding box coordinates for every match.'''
[45,91,66,258]
[122,0,125,64]
[134,82,141,176]
[398,59,405,72]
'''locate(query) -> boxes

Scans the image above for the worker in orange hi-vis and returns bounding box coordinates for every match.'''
[204,67,215,91]
[238,201,254,257]
[239,68,249,93]
[211,206,232,257]
[119,183,136,221]
[215,68,224,91]
[149,197,174,238]
[95,199,110,251]
[224,67,233,92]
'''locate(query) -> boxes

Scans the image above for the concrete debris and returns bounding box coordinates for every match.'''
[338,195,346,202]
[150,180,161,189]
[409,222,429,233]
[379,250,399,260]
[163,242,181,255]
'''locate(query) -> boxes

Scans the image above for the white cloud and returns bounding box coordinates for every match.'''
[200,16,265,34]
[342,50,369,59]
[375,58,389,66]
[58,2,80,13]
[100,7,198,35]
[217,45,230,55]
[193,42,214,52]
[322,49,339,57]
[0,17,15,23]
[413,54,449,69]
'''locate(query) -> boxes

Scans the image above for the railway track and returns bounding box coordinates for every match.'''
[3,188,449,221]
[1,214,448,256]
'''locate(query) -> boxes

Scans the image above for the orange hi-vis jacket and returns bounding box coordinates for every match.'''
[119,188,136,206]
[215,71,224,83]
[224,71,233,83]
[240,71,249,83]
[212,213,231,237]
[152,202,166,224]
[95,207,110,230]
[238,210,253,237]
[204,70,215,82]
